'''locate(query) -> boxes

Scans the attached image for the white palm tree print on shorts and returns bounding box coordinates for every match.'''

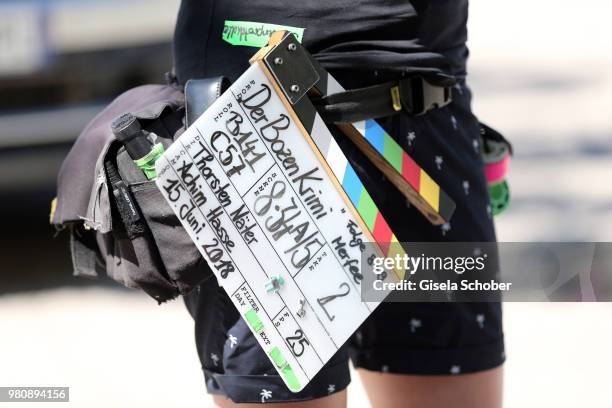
[441,223,451,237]
[454,83,464,96]
[410,318,422,333]
[260,389,272,403]
[476,314,486,329]
[473,138,480,153]
[228,334,238,348]
[210,353,219,367]
[407,131,416,146]
[451,115,458,130]
[435,156,444,171]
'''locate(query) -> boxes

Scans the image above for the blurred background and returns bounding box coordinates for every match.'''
[0,0,610,406]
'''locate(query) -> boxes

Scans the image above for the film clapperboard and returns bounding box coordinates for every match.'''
[155,32,455,392]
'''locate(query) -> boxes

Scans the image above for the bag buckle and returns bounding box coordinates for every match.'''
[398,77,452,116]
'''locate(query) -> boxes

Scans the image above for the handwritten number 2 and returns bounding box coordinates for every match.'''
[317,283,351,322]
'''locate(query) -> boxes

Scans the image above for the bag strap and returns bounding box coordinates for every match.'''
[103,144,146,239]
[313,77,452,124]
[185,77,231,127]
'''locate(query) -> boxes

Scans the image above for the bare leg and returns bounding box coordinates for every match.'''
[358,366,503,408]
[212,390,347,408]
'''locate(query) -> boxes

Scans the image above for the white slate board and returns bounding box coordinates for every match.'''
[155,63,379,392]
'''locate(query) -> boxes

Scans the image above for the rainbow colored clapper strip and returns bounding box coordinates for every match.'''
[353,119,456,223]
[303,112,408,280]
[326,138,401,255]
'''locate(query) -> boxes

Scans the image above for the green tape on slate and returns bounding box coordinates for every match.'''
[268,347,301,391]
[223,20,304,47]
[268,347,287,368]
[245,309,264,333]
[282,364,301,391]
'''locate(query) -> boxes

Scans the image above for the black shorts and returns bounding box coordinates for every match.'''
[183,80,505,404]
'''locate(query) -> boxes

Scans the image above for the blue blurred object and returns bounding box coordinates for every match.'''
[0,0,179,194]
[0,1,48,76]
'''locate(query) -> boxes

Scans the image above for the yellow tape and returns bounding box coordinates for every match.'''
[419,171,440,212]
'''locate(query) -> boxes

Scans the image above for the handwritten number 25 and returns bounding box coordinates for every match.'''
[285,329,310,357]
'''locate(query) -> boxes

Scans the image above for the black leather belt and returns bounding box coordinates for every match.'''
[313,76,452,124]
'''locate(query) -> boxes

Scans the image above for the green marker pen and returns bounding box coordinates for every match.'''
[111,113,165,180]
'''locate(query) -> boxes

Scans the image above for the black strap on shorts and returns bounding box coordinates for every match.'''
[313,77,452,124]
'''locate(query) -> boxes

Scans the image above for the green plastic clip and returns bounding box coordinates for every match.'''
[268,347,301,391]
[134,143,165,180]
[244,309,264,333]
[489,180,511,215]
[265,275,285,293]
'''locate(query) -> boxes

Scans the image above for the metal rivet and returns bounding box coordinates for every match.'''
[290,84,300,93]
[287,43,297,51]
[274,57,283,65]
[296,299,307,318]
